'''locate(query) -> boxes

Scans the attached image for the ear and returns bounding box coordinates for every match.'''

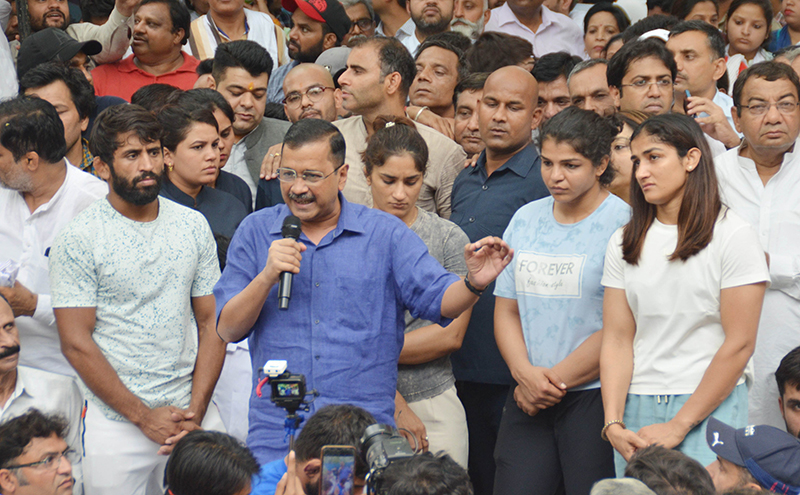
[94,156,111,182]
[80,114,89,133]
[173,28,185,46]
[383,71,403,97]
[338,163,349,191]
[684,147,701,172]
[0,468,19,493]
[208,77,217,90]
[483,8,490,24]
[712,57,727,82]
[406,0,412,14]
[731,106,743,134]
[530,107,543,130]
[163,146,174,166]
[609,85,621,108]
[303,458,322,478]
[596,155,609,178]
[323,32,338,51]
[23,151,40,172]
[334,88,343,110]
[780,396,787,418]
[744,482,764,491]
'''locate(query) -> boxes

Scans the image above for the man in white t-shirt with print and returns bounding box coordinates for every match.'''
[49,105,226,495]
[715,61,800,430]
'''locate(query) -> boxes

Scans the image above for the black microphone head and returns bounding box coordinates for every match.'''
[281,215,302,240]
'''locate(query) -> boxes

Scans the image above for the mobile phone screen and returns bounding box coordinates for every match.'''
[320,446,356,495]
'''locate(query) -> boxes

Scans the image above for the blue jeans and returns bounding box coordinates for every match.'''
[614,383,748,476]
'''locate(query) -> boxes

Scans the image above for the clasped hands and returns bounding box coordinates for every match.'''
[137,406,202,455]
[605,418,690,461]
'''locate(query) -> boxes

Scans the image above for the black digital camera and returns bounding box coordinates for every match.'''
[359,424,416,495]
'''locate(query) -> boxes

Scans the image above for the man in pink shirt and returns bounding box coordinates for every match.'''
[92,0,199,101]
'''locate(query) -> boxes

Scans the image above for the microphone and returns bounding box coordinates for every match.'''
[278,215,302,310]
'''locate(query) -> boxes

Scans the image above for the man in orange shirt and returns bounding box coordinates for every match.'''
[92,0,199,101]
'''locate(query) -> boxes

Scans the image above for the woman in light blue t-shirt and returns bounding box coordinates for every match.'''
[493,107,631,495]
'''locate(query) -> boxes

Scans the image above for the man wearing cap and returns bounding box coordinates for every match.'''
[265,0,350,104]
[17,0,136,65]
[706,417,800,493]
[91,0,200,102]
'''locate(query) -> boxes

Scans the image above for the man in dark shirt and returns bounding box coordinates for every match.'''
[450,65,549,495]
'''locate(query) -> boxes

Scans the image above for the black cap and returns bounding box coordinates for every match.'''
[281,0,352,42]
[18,28,102,81]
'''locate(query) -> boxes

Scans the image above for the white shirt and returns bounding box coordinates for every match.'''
[602,210,770,395]
[713,89,742,139]
[715,143,800,428]
[401,31,422,56]
[0,162,107,376]
[484,4,585,59]
[50,198,220,420]
[376,17,416,45]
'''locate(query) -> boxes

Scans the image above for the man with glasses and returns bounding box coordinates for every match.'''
[214,118,513,464]
[715,61,800,431]
[0,295,83,494]
[341,0,376,44]
[607,38,677,117]
[0,409,78,495]
[282,63,341,124]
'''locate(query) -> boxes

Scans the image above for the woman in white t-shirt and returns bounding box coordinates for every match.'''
[600,113,769,471]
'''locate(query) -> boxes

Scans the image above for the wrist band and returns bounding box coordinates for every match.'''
[464,275,485,296]
[413,106,429,121]
[601,420,626,441]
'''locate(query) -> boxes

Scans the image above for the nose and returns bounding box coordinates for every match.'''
[57,453,72,475]
[239,91,256,109]
[417,66,433,83]
[764,101,783,122]
[741,23,751,34]
[338,69,352,88]
[391,182,407,201]
[551,164,566,181]
[300,92,314,108]
[466,109,479,131]
[646,82,661,97]
[635,161,650,182]
[544,103,558,121]
[454,0,465,17]
[289,24,300,42]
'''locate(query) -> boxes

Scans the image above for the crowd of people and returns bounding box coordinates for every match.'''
[2,0,800,492]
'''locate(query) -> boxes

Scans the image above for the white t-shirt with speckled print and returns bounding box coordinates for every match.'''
[50,197,221,421]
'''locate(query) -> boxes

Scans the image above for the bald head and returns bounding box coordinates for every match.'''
[282,63,339,123]
[480,66,542,157]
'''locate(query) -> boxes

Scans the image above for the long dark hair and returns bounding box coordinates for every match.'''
[623,114,721,264]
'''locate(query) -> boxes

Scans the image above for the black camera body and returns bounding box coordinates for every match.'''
[269,371,307,413]
[359,424,415,495]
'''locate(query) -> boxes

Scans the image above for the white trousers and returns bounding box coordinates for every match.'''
[212,343,252,442]
[82,401,224,495]
[407,385,469,468]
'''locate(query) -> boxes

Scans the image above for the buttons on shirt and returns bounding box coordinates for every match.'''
[314,319,320,324]
[469,217,475,223]
[315,282,320,287]
[482,185,488,190]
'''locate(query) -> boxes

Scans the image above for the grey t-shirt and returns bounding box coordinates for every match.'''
[397,208,469,402]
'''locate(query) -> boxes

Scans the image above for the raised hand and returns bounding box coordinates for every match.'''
[463,236,514,289]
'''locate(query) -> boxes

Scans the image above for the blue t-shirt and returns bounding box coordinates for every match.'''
[251,459,287,495]
[494,194,630,390]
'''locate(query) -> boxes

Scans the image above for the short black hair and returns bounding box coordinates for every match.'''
[293,405,375,478]
[622,14,680,43]
[776,346,800,396]
[607,38,678,91]
[670,0,718,19]
[0,96,67,163]
[382,453,473,495]
[157,105,218,152]
[196,58,214,76]
[130,83,183,112]
[423,31,472,54]
[532,52,583,83]
[538,106,618,186]
[177,88,235,124]
[136,0,191,45]
[0,410,68,470]
[19,63,97,121]
[465,32,533,73]
[453,71,488,109]
[669,20,726,60]
[89,104,162,167]
[648,0,675,12]
[213,40,274,83]
[733,61,800,116]
[568,58,609,85]
[725,0,772,50]
[625,445,716,495]
[350,36,417,99]
[80,0,115,22]
[415,38,469,85]
[165,431,259,495]
[584,3,631,33]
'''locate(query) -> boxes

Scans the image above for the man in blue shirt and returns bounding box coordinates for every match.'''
[214,118,513,463]
[449,65,550,495]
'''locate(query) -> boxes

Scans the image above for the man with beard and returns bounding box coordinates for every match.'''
[91,0,200,101]
[409,38,467,118]
[18,0,136,65]
[50,104,226,495]
[282,63,341,123]
[568,59,618,117]
[0,96,107,377]
[0,296,84,493]
[450,0,489,40]
[402,0,453,55]
[266,0,350,104]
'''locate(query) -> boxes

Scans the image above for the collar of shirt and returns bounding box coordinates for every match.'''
[494,3,553,32]
[162,179,208,208]
[213,16,250,41]
[376,17,415,39]
[737,137,800,172]
[119,53,197,75]
[472,141,539,179]
[267,193,367,242]
[80,138,95,175]
[0,371,26,415]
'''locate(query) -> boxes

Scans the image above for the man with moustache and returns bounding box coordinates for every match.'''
[450,0,489,40]
[50,104,226,495]
[568,59,618,117]
[266,0,350,104]
[91,0,199,101]
[449,66,549,495]
[453,72,487,158]
[402,0,454,55]
[18,0,135,65]
[0,296,84,493]
[0,96,107,377]
[409,38,467,118]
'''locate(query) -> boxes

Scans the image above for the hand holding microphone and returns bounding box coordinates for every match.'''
[263,215,305,309]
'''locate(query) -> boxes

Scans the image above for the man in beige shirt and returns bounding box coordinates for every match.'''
[335,36,466,218]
